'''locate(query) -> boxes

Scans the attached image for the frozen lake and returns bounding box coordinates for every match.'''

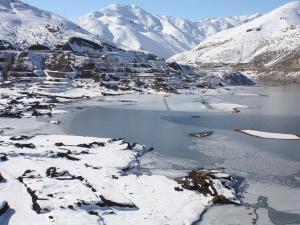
[68,82,300,165]
[65,82,300,224]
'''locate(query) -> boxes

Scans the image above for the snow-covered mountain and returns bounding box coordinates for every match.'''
[170,1,300,71]
[0,0,98,49]
[75,4,261,58]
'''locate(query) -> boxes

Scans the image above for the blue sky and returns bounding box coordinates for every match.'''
[22,0,295,20]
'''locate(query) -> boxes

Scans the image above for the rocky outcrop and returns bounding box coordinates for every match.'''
[223,71,255,86]
[176,169,241,205]
[58,37,103,53]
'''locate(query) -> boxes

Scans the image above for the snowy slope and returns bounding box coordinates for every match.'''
[170,1,300,68]
[0,0,99,49]
[75,4,261,58]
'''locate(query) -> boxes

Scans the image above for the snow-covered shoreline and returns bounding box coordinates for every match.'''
[0,132,240,225]
[0,88,244,225]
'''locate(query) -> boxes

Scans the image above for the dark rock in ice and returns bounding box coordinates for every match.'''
[88,211,99,216]
[112,175,119,180]
[20,170,41,179]
[55,142,64,147]
[77,142,105,148]
[176,169,239,205]
[52,151,80,161]
[0,153,8,162]
[56,152,80,161]
[84,164,101,170]
[232,108,241,113]
[174,187,184,192]
[46,167,84,182]
[76,201,90,207]
[189,131,214,138]
[46,167,73,179]
[15,143,36,149]
[99,195,137,209]
[10,135,33,141]
[55,142,105,149]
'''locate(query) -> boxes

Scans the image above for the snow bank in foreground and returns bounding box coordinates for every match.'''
[0,134,239,225]
[238,129,300,140]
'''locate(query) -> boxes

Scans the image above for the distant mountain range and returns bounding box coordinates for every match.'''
[0,0,260,57]
[0,0,299,81]
[170,1,300,79]
[75,4,261,58]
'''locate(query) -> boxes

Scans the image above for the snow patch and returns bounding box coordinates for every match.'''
[238,129,300,140]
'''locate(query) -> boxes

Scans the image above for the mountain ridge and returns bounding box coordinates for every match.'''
[170,1,300,69]
[75,4,261,58]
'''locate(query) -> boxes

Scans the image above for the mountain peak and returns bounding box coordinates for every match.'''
[86,3,149,21]
[0,0,97,49]
[105,3,140,10]
[104,3,151,19]
[100,3,146,14]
